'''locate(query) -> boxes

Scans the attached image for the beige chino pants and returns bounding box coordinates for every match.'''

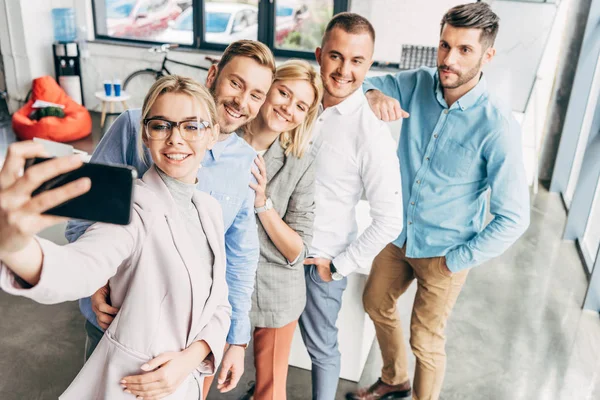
[363,243,469,400]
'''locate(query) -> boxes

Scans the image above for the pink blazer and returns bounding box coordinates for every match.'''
[0,166,231,399]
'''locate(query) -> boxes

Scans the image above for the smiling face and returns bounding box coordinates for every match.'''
[206,55,273,133]
[316,27,374,107]
[437,24,495,90]
[142,92,217,184]
[259,78,316,134]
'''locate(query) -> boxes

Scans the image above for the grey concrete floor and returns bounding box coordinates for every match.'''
[1,116,600,399]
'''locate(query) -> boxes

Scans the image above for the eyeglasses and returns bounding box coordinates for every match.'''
[143,117,211,141]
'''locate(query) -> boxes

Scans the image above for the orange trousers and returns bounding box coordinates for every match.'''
[202,320,298,400]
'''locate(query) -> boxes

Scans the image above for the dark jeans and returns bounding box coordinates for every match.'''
[84,319,104,361]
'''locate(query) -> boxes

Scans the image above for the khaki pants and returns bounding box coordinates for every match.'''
[363,243,468,400]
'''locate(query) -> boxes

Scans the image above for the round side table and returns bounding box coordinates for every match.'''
[95,91,131,128]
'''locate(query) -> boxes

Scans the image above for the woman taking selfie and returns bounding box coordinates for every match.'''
[241,59,323,400]
[0,75,230,400]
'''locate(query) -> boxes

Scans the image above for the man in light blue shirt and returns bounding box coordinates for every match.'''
[66,40,275,395]
[348,3,530,400]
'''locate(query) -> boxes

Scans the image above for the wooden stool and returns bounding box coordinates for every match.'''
[94,91,131,128]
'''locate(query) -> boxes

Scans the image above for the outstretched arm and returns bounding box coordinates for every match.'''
[0,142,91,285]
[0,142,137,304]
[363,74,409,121]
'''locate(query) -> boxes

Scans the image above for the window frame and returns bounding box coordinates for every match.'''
[550,0,600,312]
[92,0,350,58]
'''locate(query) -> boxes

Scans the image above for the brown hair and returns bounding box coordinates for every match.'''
[275,60,323,158]
[441,2,500,48]
[322,12,375,47]
[217,40,276,76]
[138,75,218,166]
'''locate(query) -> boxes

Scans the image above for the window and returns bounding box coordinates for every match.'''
[274,1,333,52]
[92,0,349,57]
[203,1,259,45]
[583,181,600,271]
[564,52,600,207]
[94,0,190,44]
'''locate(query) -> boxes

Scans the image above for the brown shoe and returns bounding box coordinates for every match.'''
[345,378,412,400]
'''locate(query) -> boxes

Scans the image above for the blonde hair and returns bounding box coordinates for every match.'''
[217,40,276,77]
[138,75,218,166]
[275,60,323,158]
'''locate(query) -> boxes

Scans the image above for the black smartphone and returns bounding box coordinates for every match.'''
[25,157,137,225]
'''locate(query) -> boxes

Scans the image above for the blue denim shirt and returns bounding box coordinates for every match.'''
[66,109,259,344]
[363,68,530,272]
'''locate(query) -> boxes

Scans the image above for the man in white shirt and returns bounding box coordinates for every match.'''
[299,13,403,400]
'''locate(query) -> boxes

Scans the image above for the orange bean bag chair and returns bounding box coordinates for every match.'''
[12,76,92,142]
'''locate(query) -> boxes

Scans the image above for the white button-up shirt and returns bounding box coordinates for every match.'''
[310,88,403,276]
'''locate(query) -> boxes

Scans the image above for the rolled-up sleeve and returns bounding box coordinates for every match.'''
[363,74,403,104]
[283,161,316,269]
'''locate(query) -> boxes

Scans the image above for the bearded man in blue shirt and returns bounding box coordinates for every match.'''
[347,3,530,400]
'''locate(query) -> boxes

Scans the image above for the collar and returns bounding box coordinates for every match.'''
[324,88,365,115]
[434,71,488,111]
[264,136,285,160]
[263,136,286,183]
[207,132,238,162]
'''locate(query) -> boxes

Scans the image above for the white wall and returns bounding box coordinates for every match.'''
[77,41,215,110]
[0,0,84,110]
[0,0,30,110]
[350,0,472,63]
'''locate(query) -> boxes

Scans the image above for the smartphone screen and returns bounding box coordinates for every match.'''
[25,157,137,225]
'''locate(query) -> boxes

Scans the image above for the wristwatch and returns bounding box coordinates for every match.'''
[329,261,344,281]
[254,198,273,214]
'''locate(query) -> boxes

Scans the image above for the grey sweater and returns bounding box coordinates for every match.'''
[156,166,214,303]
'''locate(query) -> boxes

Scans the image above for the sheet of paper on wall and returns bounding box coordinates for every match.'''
[31,100,65,109]
[33,137,74,157]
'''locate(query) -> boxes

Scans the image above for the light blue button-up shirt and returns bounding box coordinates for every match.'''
[363,67,530,272]
[66,109,259,344]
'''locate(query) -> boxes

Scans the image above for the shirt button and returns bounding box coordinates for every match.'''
[443,109,449,114]
[426,157,430,161]
[416,180,421,184]
[411,202,415,205]
[434,134,438,138]
[408,221,412,225]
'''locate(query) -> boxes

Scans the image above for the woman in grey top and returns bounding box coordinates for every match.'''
[241,60,323,400]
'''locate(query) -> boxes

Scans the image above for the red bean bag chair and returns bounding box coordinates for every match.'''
[12,76,92,142]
